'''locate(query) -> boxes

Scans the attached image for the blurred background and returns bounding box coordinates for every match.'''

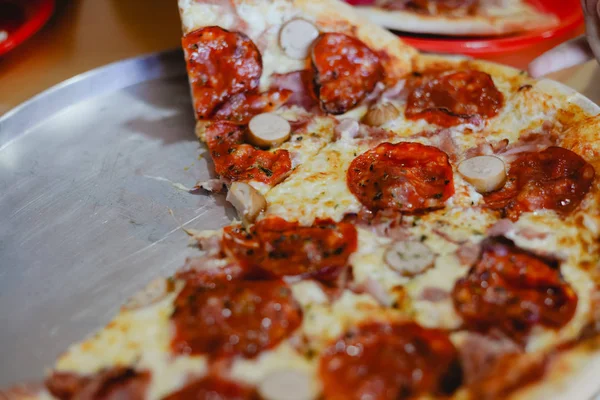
[0,0,598,116]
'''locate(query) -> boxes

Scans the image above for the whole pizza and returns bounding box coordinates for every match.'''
[4,0,600,399]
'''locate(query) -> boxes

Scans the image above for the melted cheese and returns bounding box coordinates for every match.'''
[264,139,365,225]
[53,285,208,399]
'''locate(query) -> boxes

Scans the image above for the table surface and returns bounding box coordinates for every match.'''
[0,0,599,116]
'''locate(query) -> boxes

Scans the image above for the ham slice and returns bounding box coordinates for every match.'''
[270,71,319,112]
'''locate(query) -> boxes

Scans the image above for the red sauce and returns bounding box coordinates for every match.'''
[222,216,358,281]
[205,122,292,184]
[45,368,150,400]
[405,70,503,127]
[163,376,258,400]
[347,142,454,213]
[452,238,578,341]
[171,274,302,358]
[213,89,293,125]
[312,33,383,114]
[182,27,262,119]
[319,322,462,400]
[484,146,595,220]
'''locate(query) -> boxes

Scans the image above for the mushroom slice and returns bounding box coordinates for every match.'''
[362,103,400,127]
[279,19,320,60]
[248,113,291,148]
[384,241,435,277]
[458,155,507,193]
[258,370,314,400]
[226,182,267,225]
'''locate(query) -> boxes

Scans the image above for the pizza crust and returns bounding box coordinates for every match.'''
[358,2,559,36]
[507,335,600,400]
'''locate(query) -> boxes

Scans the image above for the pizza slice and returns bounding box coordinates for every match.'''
[358,0,559,36]
[179,0,417,202]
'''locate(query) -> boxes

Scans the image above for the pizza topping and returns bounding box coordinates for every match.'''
[182,27,262,119]
[455,241,482,267]
[270,70,319,111]
[334,119,360,140]
[319,322,462,400]
[222,217,358,281]
[226,182,267,225]
[247,113,292,148]
[384,240,435,277]
[362,103,400,127]
[405,70,503,127]
[483,147,595,220]
[45,368,150,400]
[171,273,302,358]
[279,19,320,60]
[360,276,395,306]
[213,90,293,125]
[458,155,507,194]
[457,332,521,386]
[206,122,292,184]
[258,370,313,400]
[347,142,454,213]
[163,376,258,400]
[452,238,578,340]
[312,33,384,114]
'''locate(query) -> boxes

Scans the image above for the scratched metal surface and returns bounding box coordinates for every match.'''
[0,50,233,386]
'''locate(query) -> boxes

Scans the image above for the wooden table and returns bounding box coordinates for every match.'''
[0,0,598,116]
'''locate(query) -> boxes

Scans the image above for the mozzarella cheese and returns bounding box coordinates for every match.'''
[53,285,208,399]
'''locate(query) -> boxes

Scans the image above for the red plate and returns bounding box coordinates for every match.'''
[345,0,584,56]
[0,0,55,57]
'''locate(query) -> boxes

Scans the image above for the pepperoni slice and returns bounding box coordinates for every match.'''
[222,216,358,281]
[205,122,292,184]
[405,70,503,127]
[163,376,258,400]
[213,89,293,124]
[319,322,462,400]
[312,33,383,114]
[171,273,302,358]
[452,238,578,340]
[182,27,262,119]
[483,146,595,220]
[45,368,150,400]
[347,142,454,213]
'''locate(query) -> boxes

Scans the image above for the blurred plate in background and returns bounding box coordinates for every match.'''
[346,0,584,56]
[0,0,55,57]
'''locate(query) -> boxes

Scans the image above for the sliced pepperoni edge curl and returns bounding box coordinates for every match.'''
[319,322,462,400]
[163,376,258,400]
[222,216,358,281]
[452,237,578,342]
[347,142,454,214]
[45,368,150,400]
[182,27,262,120]
[405,69,504,127]
[483,146,595,220]
[205,122,292,184]
[312,33,384,115]
[170,272,302,359]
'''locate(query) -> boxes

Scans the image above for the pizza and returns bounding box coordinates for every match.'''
[356,0,559,36]
[3,0,600,399]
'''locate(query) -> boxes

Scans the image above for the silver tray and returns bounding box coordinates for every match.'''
[0,49,234,386]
